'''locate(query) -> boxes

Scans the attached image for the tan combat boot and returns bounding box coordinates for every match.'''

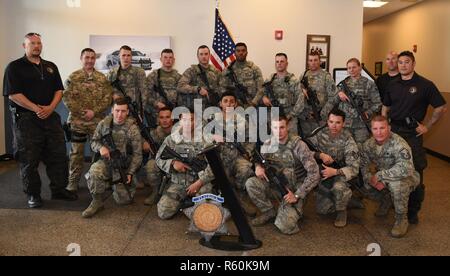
[82,195,104,218]
[334,210,347,228]
[251,209,276,227]
[391,213,409,238]
[66,181,78,193]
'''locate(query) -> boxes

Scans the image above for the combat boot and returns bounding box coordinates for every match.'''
[375,194,392,217]
[251,209,276,227]
[144,190,159,206]
[66,181,78,193]
[334,210,347,228]
[238,192,257,218]
[391,213,409,238]
[82,195,104,218]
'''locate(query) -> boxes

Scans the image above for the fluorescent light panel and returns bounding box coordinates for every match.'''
[363,1,388,8]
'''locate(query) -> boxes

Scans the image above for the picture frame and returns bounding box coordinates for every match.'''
[375,61,383,76]
[306,34,331,72]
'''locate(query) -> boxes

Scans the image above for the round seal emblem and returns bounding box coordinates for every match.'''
[409,86,418,94]
[46,67,54,74]
[184,194,230,242]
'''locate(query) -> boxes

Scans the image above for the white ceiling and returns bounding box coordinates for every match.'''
[363,0,425,23]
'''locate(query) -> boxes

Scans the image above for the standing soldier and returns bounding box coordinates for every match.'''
[177,45,221,110]
[82,98,143,218]
[143,107,174,206]
[308,109,360,228]
[155,110,215,220]
[375,51,399,103]
[245,116,320,235]
[220,43,264,107]
[360,116,420,238]
[382,51,447,224]
[298,51,336,137]
[107,45,147,117]
[144,49,181,112]
[3,33,77,208]
[63,48,113,193]
[336,58,381,149]
[261,53,303,134]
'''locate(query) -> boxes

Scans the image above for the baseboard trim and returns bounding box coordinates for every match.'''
[426,149,450,163]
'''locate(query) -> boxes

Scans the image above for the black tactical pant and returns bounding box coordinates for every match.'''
[391,124,427,216]
[13,112,69,196]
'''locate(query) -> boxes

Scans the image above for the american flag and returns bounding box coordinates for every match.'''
[211,8,236,71]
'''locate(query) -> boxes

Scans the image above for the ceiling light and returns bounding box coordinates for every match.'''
[363,1,388,8]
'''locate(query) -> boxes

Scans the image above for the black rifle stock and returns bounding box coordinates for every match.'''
[160,145,208,177]
[101,134,133,201]
[251,150,290,197]
[300,70,322,124]
[111,67,159,156]
[226,62,249,105]
[337,77,371,133]
[198,65,220,106]
[154,69,175,110]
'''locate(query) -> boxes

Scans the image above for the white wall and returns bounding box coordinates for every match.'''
[0,0,364,153]
[1,0,364,77]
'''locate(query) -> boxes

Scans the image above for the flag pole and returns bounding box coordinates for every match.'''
[216,0,220,10]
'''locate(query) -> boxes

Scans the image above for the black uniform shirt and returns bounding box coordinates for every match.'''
[376,72,400,103]
[3,55,64,113]
[383,72,446,122]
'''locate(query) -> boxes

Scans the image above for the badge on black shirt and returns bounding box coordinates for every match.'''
[409,86,418,94]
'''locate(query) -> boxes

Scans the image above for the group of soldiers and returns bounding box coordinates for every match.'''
[5,33,446,241]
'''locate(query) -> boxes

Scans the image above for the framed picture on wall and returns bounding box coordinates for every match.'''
[306,34,331,72]
[375,61,383,76]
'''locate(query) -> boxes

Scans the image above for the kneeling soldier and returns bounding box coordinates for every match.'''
[82,98,143,218]
[361,116,419,238]
[155,110,215,220]
[308,108,360,227]
[245,116,320,235]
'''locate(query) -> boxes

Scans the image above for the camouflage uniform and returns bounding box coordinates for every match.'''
[155,131,215,220]
[107,66,147,114]
[220,61,265,107]
[63,69,113,191]
[335,77,381,148]
[308,128,360,214]
[144,126,172,191]
[88,115,143,204]
[245,135,320,234]
[298,70,337,137]
[211,112,255,191]
[264,73,304,134]
[144,69,181,110]
[177,64,221,109]
[360,133,419,217]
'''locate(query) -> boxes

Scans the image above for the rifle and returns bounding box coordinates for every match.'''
[251,150,290,197]
[198,65,220,106]
[300,70,322,124]
[226,61,249,105]
[160,145,208,177]
[154,69,175,110]
[100,131,133,201]
[263,74,284,113]
[111,66,159,156]
[337,77,371,133]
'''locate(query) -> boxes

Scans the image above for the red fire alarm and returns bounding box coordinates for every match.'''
[275,30,283,40]
[413,45,418,53]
